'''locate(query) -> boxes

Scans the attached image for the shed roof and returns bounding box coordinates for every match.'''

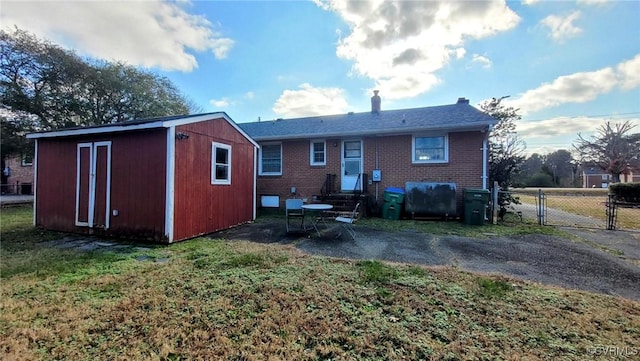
[26,112,258,148]
[238,101,496,141]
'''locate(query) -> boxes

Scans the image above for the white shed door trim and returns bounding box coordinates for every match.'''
[75,141,112,229]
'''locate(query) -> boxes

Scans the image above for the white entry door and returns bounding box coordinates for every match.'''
[341,140,362,192]
[75,141,112,229]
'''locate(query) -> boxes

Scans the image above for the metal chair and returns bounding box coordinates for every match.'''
[285,198,305,233]
[335,202,360,240]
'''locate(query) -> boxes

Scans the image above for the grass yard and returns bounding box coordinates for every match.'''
[1,205,639,360]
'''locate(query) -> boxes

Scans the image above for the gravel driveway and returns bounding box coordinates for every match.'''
[215,220,640,301]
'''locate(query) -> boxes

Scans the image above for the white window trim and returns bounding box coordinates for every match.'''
[259,142,282,176]
[309,139,326,166]
[412,134,449,164]
[21,155,33,166]
[212,142,232,185]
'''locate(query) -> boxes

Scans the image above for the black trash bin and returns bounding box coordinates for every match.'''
[463,189,490,225]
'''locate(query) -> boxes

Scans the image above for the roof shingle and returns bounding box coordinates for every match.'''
[238,102,495,140]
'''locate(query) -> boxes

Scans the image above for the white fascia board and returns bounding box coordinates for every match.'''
[28,112,261,150]
[26,113,222,139]
[166,113,260,149]
[160,113,227,128]
[27,121,166,139]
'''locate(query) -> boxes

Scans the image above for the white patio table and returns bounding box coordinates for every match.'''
[301,203,333,236]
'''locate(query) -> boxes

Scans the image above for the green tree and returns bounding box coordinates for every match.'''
[480,96,526,190]
[573,121,640,183]
[526,172,554,187]
[1,28,90,130]
[517,153,544,184]
[545,149,574,187]
[1,28,199,160]
[1,28,196,129]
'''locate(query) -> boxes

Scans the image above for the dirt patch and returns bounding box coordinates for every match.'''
[213,219,640,301]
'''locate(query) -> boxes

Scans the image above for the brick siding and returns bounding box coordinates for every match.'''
[2,156,34,194]
[256,130,487,214]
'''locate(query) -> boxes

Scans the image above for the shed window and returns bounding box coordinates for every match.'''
[412,134,448,163]
[310,140,326,166]
[260,143,282,175]
[212,142,231,185]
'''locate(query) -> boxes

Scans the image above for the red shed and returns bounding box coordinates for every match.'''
[27,113,259,243]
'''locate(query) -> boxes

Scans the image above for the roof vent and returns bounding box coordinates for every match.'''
[457,97,469,104]
[371,90,381,113]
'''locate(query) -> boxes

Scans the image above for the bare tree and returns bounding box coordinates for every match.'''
[573,121,640,183]
[480,96,526,189]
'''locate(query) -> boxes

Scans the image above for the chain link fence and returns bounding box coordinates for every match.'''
[491,187,639,232]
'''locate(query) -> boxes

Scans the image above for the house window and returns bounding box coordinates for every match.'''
[412,134,448,163]
[212,142,231,185]
[21,154,33,166]
[260,143,282,175]
[310,140,326,166]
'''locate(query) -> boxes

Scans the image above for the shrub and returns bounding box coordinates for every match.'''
[609,182,640,204]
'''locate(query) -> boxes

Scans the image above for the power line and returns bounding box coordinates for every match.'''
[521,112,640,122]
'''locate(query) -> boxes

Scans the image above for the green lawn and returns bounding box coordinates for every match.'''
[1,205,639,360]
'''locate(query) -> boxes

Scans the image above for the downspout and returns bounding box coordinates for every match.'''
[253,145,258,220]
[165,126,176,243]
[482,125,493,190]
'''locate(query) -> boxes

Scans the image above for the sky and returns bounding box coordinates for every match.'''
[2,0,639,156]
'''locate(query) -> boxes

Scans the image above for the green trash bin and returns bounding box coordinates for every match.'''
[464,189,490,225]
[382,202,401,220]
[382,187,405,220]
[383,187,405,203]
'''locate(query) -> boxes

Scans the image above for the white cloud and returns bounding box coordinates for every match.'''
[245,91,255,100]
[0,0,233,72]
[471,54,492,69]
[518,116,640,155]
[577,0,610,5]
[210,98,231,108]
[518,116,607,140]
[272,83,349,117]
[541,11,583,42]
[616,54,640,90]
[511,68,616,114]
[509,54,640,114]
[316,0,520,99]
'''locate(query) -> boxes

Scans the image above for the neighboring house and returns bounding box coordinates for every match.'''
[1,154,34,194]
[27,113,258,243]
[239,95,496,217]
[582,165,639,188]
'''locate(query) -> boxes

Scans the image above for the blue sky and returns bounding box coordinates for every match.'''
[2,0,639,155]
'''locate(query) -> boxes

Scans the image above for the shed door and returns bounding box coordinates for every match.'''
[75,142,112,229]
[341,140,363,192]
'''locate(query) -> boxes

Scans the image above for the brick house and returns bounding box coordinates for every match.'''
[1,154,34,194]
[239,95,496,217]
[581,164,639,188]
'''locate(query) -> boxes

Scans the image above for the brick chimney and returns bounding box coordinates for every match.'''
[371,90,381,113]
[457,97,469,104]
